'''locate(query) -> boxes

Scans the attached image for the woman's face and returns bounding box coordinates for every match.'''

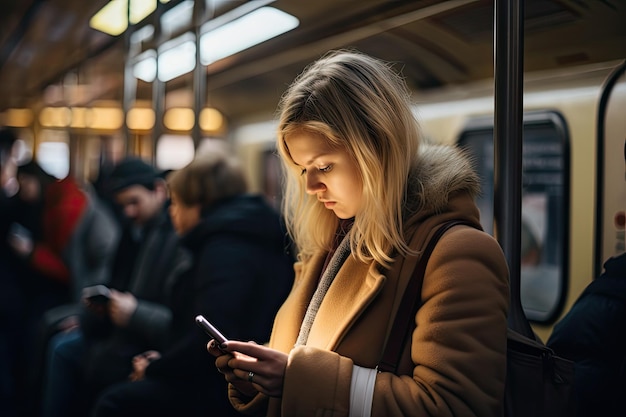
[285,131,363,219]
[168,192,201,235]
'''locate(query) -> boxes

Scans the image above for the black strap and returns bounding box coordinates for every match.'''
[378,220,479,374]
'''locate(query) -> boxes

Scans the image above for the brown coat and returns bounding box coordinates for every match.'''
[230,145,510,417]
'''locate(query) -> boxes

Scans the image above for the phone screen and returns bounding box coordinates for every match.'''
[195,315,229,345]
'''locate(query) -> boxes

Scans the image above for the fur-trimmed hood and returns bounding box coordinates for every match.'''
[407,144,480,216]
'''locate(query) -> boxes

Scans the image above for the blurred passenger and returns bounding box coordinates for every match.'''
[91,146,295,417]
[7,159,119,416]
[41,157,190,417]
[0,127,21,417]
[10,159,120,302]
[208,50,509,416]
[547,253,626,417]
[547,140,626,417]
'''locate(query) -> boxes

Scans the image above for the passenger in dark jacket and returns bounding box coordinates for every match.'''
[547,252,626,417]
[0,127,22,417]
[40,157,190,417]
[91,145,294,417]
[8,159,120,416]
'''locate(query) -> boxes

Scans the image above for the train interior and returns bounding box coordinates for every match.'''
[1,0,625,340]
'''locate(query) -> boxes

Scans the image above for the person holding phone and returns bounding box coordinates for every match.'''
[40,157,187,417]
[207,50,510,417]
[91,144,294,417]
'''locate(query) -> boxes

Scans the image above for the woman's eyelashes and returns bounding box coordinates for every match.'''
[299,164,333,176]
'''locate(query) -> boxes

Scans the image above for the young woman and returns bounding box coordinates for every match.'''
[209,50,510,417]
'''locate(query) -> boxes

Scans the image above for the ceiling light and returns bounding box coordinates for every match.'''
[90,0,157,36]
[158,34,196,82]
[161,0,194,37]
[130,0,157,24]
[199,7,299,66]
[90,0,127,36]
[133,50,157,82]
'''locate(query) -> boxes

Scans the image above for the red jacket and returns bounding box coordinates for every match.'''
[29,178,88,284]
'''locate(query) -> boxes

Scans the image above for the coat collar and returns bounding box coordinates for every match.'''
[406,144,480,217]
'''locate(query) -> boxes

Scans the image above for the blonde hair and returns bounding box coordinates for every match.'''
[277,50,421,268]
[167,146,247,209]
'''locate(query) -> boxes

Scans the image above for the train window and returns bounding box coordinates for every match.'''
[36,129,70,179]
[457,111,570,323]
[155,134,195,169]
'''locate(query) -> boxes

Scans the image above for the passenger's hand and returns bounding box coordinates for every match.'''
[209,340,287,398]
[108,289,137,327]
[130,350,161,381]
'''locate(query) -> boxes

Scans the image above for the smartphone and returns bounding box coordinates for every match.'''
[82,284,112,304]
[195,315,229,346]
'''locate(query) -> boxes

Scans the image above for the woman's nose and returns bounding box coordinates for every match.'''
[305,171,325,194]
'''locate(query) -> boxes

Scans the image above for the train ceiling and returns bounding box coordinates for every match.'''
[0,0,624,122]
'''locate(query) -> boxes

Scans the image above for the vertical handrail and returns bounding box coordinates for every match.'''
[192,0,207,151]
[493,0,534,338]
[122,0,133,156]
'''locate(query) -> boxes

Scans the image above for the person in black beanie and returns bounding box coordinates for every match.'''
[91,147,294,417]
[40,156,190,417]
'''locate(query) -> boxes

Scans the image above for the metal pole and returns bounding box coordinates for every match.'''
[122,0,134,156]
[192,0,207,150]
[152,5,165,164]
[493,0,533,337]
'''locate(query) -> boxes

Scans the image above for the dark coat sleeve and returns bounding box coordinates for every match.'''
[547,275,626,416]
[145,233,293,380]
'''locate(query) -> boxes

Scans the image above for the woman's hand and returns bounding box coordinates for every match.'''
[207,340,288,398]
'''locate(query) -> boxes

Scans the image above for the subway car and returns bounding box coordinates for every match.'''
[1,0,625,343]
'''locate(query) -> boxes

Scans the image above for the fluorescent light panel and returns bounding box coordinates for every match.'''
[133,50,157,82]
[90,0,158,36]
[131,5,299,82]
[90,0,127,36]
[130,0,157,24]
[161,0,194,37]
[200,7,299,66]
[158,33,196,82]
